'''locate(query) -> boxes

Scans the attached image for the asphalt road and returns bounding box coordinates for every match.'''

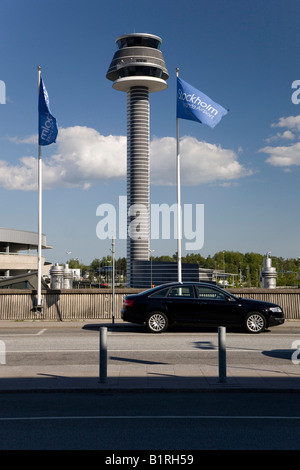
[0,323,299,368]
[0,390,300,450]
[1,324,300,450]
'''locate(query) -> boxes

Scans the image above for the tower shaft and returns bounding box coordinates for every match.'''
[127,87,150,286]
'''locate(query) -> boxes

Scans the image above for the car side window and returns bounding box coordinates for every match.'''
[167,286,195,298]
[195,286,226,300]
[149,287,169,298]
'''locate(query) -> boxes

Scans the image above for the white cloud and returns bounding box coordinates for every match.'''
[2,126,127,190]
[2,126,252,190]
[0,156,38,190]
[260,142,300,167]
[260,115,300,167]
[271,115,300,132]
[8,135,38,144]
[265,130,295,143]
[151,136,252,185]
[50,126,126,189]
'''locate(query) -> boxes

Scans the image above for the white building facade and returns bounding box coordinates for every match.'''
[0,228,52,278]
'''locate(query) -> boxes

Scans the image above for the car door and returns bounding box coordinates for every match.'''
[195,285,243,326]
[161,285,199,323]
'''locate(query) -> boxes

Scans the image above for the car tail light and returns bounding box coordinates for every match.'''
[124,299,134,307]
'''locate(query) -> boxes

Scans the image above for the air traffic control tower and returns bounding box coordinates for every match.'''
[106,33,169,287]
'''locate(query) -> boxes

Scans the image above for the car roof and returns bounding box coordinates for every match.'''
[135,281,222,297]
[155,281,217,287]
[142,281,218,293]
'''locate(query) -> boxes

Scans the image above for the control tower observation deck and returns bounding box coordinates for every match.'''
[106,33,169,287]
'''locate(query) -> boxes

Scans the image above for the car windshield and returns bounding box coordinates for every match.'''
[220,288,238,300]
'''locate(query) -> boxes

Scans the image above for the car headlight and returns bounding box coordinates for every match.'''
[269,306,282,313]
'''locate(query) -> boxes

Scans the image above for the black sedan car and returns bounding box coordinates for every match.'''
[121,282,285,334]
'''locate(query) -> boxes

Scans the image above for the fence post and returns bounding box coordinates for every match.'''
[218,326,227,383]
[99,327,107,383]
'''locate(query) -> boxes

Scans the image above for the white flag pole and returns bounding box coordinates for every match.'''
[176,68,182,283]
[37,65,43,312]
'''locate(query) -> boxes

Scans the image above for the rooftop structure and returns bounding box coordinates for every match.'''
[261,252,277,289]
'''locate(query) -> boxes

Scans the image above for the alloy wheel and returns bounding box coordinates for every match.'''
[147,312,168,333]
[246,313,266,333]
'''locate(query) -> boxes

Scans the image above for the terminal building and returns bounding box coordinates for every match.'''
[0,228,52,279]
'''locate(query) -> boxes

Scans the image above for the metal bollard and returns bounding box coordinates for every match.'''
[99,327,107,383]
[0,340,6,365]
[218,326,227,383]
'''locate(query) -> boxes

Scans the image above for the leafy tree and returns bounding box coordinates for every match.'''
[70,251,300,287]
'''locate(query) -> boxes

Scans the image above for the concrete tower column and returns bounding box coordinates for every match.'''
[127,86,150,286]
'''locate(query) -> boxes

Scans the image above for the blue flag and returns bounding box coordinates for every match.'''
[38,76,58,146]
[177,77,228,128]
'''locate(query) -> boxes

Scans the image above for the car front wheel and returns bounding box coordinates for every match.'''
[245,312,266,334]
[147,312,168,333]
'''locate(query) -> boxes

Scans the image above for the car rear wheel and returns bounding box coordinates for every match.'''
[245,312,266,334]
[147,312,168,333]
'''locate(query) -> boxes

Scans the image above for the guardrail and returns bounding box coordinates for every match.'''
[0,288,299,321]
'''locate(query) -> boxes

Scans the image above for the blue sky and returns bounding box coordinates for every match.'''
[1,0,300,265]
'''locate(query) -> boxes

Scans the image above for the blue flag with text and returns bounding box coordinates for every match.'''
[177,77,228,128]
[38,77,58,146]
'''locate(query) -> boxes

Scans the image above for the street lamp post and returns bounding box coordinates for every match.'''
[111,237,115,324]
[149,249,155,287]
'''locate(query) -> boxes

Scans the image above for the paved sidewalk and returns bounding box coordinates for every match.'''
[0,319,300,392]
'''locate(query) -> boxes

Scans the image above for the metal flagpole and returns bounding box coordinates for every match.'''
[37,65,43,312]
[176,67,182,283]
[111,236,115,324]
